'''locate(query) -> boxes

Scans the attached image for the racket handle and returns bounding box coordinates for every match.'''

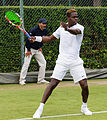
[25,32,31,39]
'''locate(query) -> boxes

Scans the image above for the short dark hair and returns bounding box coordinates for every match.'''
[66,9,77,17]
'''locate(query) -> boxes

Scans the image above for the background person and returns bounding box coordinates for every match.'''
[19,18,49,85]
[30,9,92,118]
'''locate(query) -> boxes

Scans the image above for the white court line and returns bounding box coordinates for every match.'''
[10,111,107,120]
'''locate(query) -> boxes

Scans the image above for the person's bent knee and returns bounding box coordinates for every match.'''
[49,78,60,89]
[43,60,46,66]
[40,61,46,68]
[79,79,88,88]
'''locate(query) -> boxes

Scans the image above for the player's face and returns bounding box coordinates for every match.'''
[67,12,78,26]
[39,23,47,31]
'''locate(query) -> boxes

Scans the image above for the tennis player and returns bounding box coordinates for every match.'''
[30,9,92,118]
[19,18,49,85]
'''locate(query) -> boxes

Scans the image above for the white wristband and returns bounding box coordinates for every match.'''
[35,36,42,42]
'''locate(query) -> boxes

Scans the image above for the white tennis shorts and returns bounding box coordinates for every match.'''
[51,57,87,84]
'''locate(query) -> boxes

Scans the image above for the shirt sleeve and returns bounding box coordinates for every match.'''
[53,27,61,39]
[25,38,31,51]
[25,29,34,51]
[29,29,34,36]
[77,25,84,35]
[72,24,84,35]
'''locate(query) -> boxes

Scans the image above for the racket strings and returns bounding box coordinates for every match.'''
[5,11,22,26]
[11,20,21,25]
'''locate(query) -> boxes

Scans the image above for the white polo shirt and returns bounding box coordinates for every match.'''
[53,23,84,64]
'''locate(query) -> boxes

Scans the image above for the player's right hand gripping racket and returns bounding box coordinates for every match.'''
[5,10,31,39]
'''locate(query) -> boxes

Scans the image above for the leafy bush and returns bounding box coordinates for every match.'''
[0,6,106,72]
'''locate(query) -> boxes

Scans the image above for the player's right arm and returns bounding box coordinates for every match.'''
[42,35,56,43]
[29,35,57,43]
[29,27,60,43]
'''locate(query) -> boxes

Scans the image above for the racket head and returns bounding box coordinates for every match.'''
[5,10,23,27]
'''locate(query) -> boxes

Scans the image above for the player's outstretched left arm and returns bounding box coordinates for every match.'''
[61,22,81,35]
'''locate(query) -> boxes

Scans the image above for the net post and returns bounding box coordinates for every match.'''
[20,0,24,67]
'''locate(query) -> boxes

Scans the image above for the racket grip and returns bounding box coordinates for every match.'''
[25,32,31,39]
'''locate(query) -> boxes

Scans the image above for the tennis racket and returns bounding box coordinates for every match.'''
[5,10,31,39]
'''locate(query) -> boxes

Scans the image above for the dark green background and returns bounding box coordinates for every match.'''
[0,7,107,72]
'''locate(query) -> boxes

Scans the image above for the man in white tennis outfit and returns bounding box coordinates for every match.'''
[19,18,49,85]
[29,9,92,118]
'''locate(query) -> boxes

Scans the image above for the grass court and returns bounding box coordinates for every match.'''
[0,79,107,120]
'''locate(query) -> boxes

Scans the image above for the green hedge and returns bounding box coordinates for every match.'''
[0,7,107,72]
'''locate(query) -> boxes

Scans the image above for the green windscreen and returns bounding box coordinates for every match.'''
[5,11,22,26]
